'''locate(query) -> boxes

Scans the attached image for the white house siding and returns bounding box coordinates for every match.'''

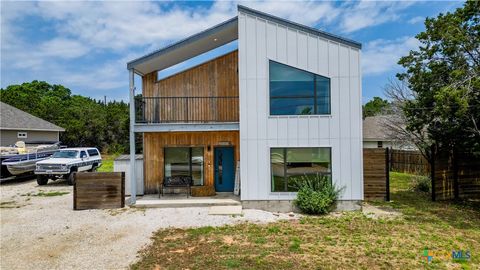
[363,140,393,149]
[238,13,363,201]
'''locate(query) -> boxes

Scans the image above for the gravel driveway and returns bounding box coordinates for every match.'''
[1,179,297,270]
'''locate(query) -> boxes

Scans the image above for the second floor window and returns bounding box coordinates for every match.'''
[269,60,330,115]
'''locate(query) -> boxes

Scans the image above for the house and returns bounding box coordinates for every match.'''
[126,5,363,211]
[363,115,417,150]
[0,102,65,146]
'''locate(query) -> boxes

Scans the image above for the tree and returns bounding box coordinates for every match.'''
[397,1,480,153]
[0,81,131,153]
[363,96,391,118]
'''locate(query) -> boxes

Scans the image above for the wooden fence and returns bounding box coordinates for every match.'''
[390,149,429,176]
[432,147,480,201]
[363,148,389,201]
[74,172,125,210]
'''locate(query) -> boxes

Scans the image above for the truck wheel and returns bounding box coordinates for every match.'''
[89,164,98,172]
[36,175,48,185]
[67,172,76,186]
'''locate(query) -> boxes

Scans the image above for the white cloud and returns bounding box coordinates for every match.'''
[408,16,424,24]
[362,36,420,76]
[337,1,415,33]
[241,1,338,26]
[1,0,424,98]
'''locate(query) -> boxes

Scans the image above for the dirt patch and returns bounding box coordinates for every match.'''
[362,203,402,219]
[1,179,296,269]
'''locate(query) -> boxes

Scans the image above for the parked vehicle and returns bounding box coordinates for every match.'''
[1,141,61,177]
[34,148,102,185]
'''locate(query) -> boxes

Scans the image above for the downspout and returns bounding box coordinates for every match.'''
[129,69,137,204]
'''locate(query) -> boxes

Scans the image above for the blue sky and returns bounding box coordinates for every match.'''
[1,1,463,102]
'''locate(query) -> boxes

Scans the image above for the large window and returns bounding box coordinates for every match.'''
[269,61,330,115]
[271,147,331,192]
[164,147,204,186]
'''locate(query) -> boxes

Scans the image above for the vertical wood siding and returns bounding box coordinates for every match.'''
[238,13,363,201]
[143,131,239,194]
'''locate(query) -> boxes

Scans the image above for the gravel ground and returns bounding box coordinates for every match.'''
[0,179,297,270]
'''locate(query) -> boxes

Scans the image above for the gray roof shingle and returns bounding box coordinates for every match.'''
[0,102,65,132]
[363,115,393,141]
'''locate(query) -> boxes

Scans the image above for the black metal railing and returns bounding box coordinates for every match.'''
[135,96,239,123]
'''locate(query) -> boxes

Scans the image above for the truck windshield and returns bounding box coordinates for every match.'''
[52,150,78,158]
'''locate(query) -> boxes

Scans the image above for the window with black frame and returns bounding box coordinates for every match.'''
[164,147,204,186]
[271,147,331,192]
[269,60,331,115]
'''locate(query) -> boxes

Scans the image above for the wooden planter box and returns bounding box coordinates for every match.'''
[74,172,125,210]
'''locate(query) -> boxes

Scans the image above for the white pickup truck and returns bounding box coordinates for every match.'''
[35,147,102,185]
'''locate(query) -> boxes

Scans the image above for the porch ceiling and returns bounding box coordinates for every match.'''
[127,17,238,75]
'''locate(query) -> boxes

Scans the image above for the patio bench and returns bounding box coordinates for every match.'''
[160,176,192,198]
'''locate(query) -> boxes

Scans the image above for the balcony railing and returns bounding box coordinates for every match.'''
[135,96,239,123]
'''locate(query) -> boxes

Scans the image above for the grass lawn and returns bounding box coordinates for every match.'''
[131,172,480,270]
[97,154,117,172]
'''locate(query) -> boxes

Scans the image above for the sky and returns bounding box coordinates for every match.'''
[1,0,464,102]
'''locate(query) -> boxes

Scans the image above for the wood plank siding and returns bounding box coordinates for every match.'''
[141,50,239,123]
[143,131,239,194]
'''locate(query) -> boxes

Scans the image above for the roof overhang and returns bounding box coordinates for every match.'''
[127,17,238,75]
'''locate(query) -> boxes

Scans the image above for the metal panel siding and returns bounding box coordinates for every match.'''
[238,11,362,201]
[307,35,318,73]
[318,39,329,76]
[297,32,308,70]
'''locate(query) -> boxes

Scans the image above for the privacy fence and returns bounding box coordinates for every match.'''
[363,148,389,201]
[431,146,480,201]
[390,149,429,176]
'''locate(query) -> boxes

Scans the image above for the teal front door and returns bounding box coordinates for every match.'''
[214,147,235,192]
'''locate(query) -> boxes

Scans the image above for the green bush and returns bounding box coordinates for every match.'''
[410,175,431,193]
[290,174,343,215]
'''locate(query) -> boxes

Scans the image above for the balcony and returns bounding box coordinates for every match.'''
[135,96,239,124]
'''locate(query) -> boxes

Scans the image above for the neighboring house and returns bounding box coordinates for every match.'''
[0,102,65,146]
[362,115,417,150]
[126,5,363,211]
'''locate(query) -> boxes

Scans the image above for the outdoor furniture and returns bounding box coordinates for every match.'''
[160,176,192,198]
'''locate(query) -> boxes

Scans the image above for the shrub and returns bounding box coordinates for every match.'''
[290,174,343,215]
[410,175,431,193]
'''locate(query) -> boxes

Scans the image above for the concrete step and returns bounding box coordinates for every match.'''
[132,198,241,208]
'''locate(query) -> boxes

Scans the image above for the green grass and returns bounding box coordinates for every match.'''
[131,172,480,270]
[97,154,117,172]
[389,171,430,192]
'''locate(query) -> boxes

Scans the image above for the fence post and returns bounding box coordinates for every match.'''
[386,147,390,202]
[431,144,436,201]
[453,147,459,200]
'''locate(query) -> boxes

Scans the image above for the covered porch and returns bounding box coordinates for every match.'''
[126,15,240,204]
[143,131,240,196]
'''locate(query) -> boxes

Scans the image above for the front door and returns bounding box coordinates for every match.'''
[214,147,235,192]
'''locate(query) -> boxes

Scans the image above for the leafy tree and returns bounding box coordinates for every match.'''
[397,1,480,153]
[363,96,391,118]
[0,81,131,153]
